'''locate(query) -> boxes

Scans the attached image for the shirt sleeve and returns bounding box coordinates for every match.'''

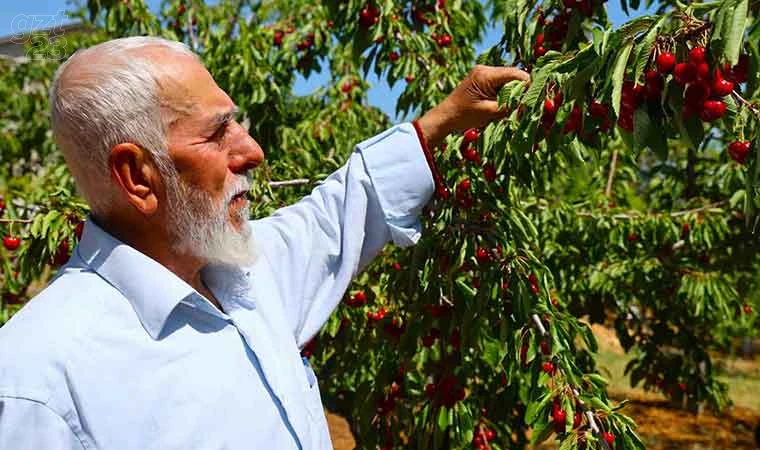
[0,397,86,450]
[252,122,435,347]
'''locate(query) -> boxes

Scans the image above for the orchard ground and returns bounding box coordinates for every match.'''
[325,323,760,450]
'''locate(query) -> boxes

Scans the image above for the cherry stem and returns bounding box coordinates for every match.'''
[731,91,760,121]
[478,425,491,450]
[0,218,32,224]
[604,150,618,198]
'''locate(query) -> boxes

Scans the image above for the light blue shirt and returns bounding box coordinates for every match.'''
[0,123,434,449]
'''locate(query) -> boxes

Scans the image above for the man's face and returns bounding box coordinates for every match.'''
[156,52,265,266]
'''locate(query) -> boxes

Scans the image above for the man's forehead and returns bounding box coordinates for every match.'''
[148,51,234,125]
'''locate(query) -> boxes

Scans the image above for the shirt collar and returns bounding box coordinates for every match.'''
[75,216,196,340]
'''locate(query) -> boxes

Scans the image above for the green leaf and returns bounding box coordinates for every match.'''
[437,406,450,430]
[612,43,634,117]
[522,63,556,110]
[714,0,748,65]
[525,392,553,424]
[530,417,554,446]
[633,15,669,83]
[480,334,507,368]
[633,107,651,153]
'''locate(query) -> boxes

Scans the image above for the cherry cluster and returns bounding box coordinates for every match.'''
[471,422,497,449]
[533,0,603,57]
[359,4,381,28]
[345,289,368,307]
[424,373,466,408]
[671,47,733,122]
[550,399,583,433]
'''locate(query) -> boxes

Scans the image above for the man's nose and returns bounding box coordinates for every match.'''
[228,121,265,174]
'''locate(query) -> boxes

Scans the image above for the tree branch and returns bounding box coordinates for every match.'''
[536,200,728,220]
[605,150,618,198]
[268,178,311,187]
[731,91,760,121]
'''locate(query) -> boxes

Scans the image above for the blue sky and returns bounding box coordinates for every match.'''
[0,1,652,123]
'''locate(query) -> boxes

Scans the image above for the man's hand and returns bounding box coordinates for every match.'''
[416,65,530,148]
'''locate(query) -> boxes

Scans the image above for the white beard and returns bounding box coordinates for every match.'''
[165,172,257,268]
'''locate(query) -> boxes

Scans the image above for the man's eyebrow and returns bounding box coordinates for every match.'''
[209,105,239,128]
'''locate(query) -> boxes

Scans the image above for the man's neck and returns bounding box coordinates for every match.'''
[92,214,224,312]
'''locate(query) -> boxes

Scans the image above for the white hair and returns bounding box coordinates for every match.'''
[49,36,199,216]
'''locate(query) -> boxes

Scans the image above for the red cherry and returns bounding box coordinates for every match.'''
[405,74,415,83]
[458,178,471,191]
[743,304,753,314]
[359,7,379,28]
[483,163,497,183]
[554,91,564,106]
[656,51,676,73]
[354,290,367,304]
[485,428,495,441]
[534,45,547,57]
[728,141,751,164]
[644,70,664,101]
[3,236,21,251]
[617,114,634,132]
[589,100,609,118]
[695,62,710,81]
[603,431,616,446]
[535,33,545,46]
[437,34,452,47]
[0,199,4,215]
[573,412,582,428]
[732,54,749,83]
[552,408,567,433]
[52,240,71,266]
[463,128,480,143]
[711,70,734,97]
[389,51,399,62]
[699,99,726,122]
[673,63,697,85]
[177,3,186,15]
[540,340,550,355]
[74,221,84,240]
[627,233,638,242]
[273,31,284,46]
[463,147,480,163]
[684,81,711,107]
[341,82,352,93]
[688,47,706,65]
[682,223,690,236]
[544,98,558,115]
[475,247,490,264]
[542,361,555,375]
[678,382,687,392]
[425,383,436,398]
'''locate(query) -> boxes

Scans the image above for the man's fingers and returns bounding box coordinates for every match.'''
[476,65,530,85]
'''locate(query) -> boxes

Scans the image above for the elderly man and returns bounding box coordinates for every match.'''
[0,36,528,448]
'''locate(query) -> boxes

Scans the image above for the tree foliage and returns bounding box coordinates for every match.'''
[1,0,759,449]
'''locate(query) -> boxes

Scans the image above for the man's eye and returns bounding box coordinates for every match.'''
[208,124,227,141]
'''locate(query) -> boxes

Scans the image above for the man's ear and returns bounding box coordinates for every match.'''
[108,143,161,215]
